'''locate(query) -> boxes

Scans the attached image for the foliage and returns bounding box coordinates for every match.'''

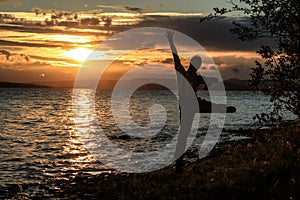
[202,0,300,121]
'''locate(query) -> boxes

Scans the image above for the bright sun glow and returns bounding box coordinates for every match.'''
[51,35,91,44]
[64,48,92,62]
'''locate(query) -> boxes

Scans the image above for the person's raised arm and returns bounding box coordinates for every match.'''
[165,30,184,73]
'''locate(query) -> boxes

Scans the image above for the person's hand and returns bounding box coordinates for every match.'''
[165,30,174,42]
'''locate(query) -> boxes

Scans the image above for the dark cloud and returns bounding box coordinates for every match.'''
[212,55,259,79]
[232,67,240,73]
[0,50,10,59]
[31,7,44,15]
[0,11,274,53]
[0,22,103,37]
[0,49,30,62]
[135,15,275,52]
[161,58,173,64]
[213,55,260,68]
[0,11,272,81]
[97,4,143,13]
[29,55,81,65]
[123,6,143,13]
[0,39,61,48]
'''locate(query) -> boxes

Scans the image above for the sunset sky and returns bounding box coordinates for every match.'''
[0,0,269,86]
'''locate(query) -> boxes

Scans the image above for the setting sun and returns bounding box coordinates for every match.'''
[63,48,93,62]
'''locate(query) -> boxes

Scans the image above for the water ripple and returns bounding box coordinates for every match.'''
[0,88,296,198]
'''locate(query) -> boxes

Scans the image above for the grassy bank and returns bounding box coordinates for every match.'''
[64,122,299,199]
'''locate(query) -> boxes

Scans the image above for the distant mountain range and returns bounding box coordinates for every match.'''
[0,78,251,91]
[223,78,251,90]
[0,82,50,88]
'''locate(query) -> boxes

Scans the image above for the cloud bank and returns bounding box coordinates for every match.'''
[0,9,273,83]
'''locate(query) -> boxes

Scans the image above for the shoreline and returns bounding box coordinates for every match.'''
[2,121,299,199]
[61,121,299,199]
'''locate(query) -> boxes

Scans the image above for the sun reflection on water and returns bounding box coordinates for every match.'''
[65,89,99,168]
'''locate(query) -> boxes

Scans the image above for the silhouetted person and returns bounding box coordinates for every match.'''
[165,30,207,172]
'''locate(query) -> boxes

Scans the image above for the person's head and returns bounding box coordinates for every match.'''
[189,55,202,72]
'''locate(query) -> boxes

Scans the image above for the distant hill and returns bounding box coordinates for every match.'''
[0,82,51,88]
[1,78,252,90]
[31,81,74,88]
[223,79,251,90]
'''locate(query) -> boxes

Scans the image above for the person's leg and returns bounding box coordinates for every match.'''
[175,109,194,172]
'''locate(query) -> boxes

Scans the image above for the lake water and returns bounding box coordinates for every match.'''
[0,88,295,198]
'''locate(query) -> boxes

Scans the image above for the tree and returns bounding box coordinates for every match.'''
[203,0,300,121]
